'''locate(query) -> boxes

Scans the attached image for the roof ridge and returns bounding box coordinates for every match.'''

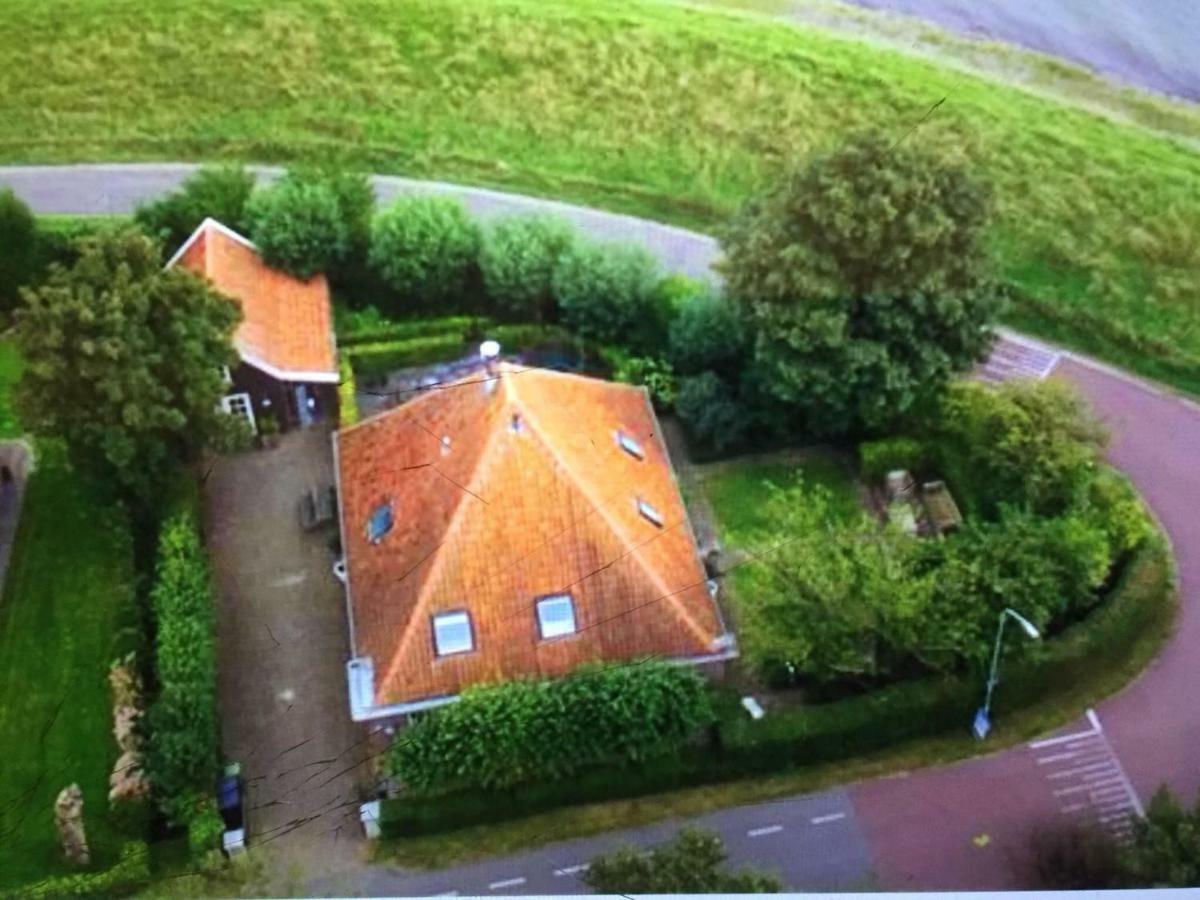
[502,372,715,650]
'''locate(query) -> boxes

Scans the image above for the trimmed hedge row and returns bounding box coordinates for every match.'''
[338,356,359,428]
[337,314,485,348]
[343,323,576,379]
[381,538,1173,837]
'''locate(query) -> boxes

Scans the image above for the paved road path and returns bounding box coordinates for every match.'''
[4,164,1197,892]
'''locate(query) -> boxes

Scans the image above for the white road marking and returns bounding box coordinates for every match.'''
[811,812,847,825]
[1037,748,1108,764]
[488,877,527,890]
[1087,708,1102,732]
[1083,768,1123,782]
[1029,727,1100,749]
[1060,802,1088,814]
[1047,761,1117,779]
[1055,777,1122,796]
[435,892,459,897]
[747,825,784,837]
[553,864,590,877]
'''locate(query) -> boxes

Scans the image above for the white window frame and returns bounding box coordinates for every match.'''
[220,392,257,434]
[616,430,645,460]
[536,594,577,640]
[636,497,664,527]
[432,610,474,656]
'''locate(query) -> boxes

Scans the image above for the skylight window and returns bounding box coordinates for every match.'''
[367,501,393,544]
[432,611,474,656]
[616,430,644,460]
[637,498,663,527]
[536,594,577,639]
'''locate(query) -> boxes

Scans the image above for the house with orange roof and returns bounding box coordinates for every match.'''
[334,357,735,722]
[167,218,339,433]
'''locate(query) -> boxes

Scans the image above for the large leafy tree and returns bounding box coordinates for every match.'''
[584,828,782,894]
[14,228,244,503]
[720,131,998,436]
[134,165,255,256]
[479,213,576,322]
[369,194,480,311]
[245,177,350,279]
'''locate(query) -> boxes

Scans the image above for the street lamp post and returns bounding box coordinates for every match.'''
[973,607,1041,740]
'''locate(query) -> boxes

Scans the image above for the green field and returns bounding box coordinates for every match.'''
[1,0,1199,388]
[0,342,137,889]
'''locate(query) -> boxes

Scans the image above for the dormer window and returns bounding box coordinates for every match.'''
[616,430,644,460]
[637,498,663,527]
[367,501,393,544]
[536,594,577,639]
[432,610,474,656]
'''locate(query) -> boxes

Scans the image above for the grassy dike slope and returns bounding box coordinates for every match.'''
[1,0,1199,384]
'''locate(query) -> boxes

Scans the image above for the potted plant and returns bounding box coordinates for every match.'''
[257,413,280,450]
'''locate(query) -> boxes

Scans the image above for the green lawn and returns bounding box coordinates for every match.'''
[0,389,137,887]
[2,0,1200,390]
[701,452,861,542]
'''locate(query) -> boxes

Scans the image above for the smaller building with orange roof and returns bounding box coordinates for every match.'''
[334,357,735,721]
[167,218,339,432]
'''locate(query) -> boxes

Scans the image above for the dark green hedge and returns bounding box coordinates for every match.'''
[391,662,714,793]
[382,538,1173,838]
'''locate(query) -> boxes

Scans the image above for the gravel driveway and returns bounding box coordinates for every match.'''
[204,427,370,881]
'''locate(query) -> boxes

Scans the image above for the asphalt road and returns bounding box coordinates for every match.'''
[3,164,1197,893]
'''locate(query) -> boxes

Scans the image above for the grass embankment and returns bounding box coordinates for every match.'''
[2,0,1200,390]
[0,446,137,889]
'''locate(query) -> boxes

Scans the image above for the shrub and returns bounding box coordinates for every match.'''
[369,195,480,311]
[676,372,751,453]
[480,213,576,322]
[1028,822,1123,890]
[667,289,746,376]
[585,828,782,893]
[186,794,226,863]
[24,841,150,899]
[933,379,1107,519]
[1122,785,1200,887]
[391,662,714,792]
[245,176,350,279]
[612,355,677,410]
[859,436,928,482]
[135,165,255,255]
[142,510,218,825]
[345,334,468,378]
[0,188,38,315]
[553,240,662,351]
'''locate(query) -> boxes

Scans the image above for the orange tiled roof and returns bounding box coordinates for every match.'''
[167,219,338,381]
[336,363,731,709]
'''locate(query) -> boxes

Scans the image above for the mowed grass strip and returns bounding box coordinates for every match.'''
[1,0,1200,383]
[0,439,136,889]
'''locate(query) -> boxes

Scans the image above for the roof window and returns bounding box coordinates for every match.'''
[367,501,393,544]
[536,594,577,640]
[432,610,474,656]
[637,498,664,527]
[616,430,644,460]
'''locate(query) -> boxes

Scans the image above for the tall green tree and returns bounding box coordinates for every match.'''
[14,228,244,504]
[720,131,998,436]
[369,194,480,311]
[0,189,38,316]
[245,177,349,279]
[134,165,255,255]
[584,828,782,894]
[479,213,576,322]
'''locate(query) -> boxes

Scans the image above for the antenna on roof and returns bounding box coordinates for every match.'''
[481,340,501,392]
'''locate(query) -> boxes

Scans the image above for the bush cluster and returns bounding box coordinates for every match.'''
[0,188,38,315]
[736,380,1151,688]
[369,194,481,309]
[390,661,714,792]
[134,165,255,254]
[142,510,219,837]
